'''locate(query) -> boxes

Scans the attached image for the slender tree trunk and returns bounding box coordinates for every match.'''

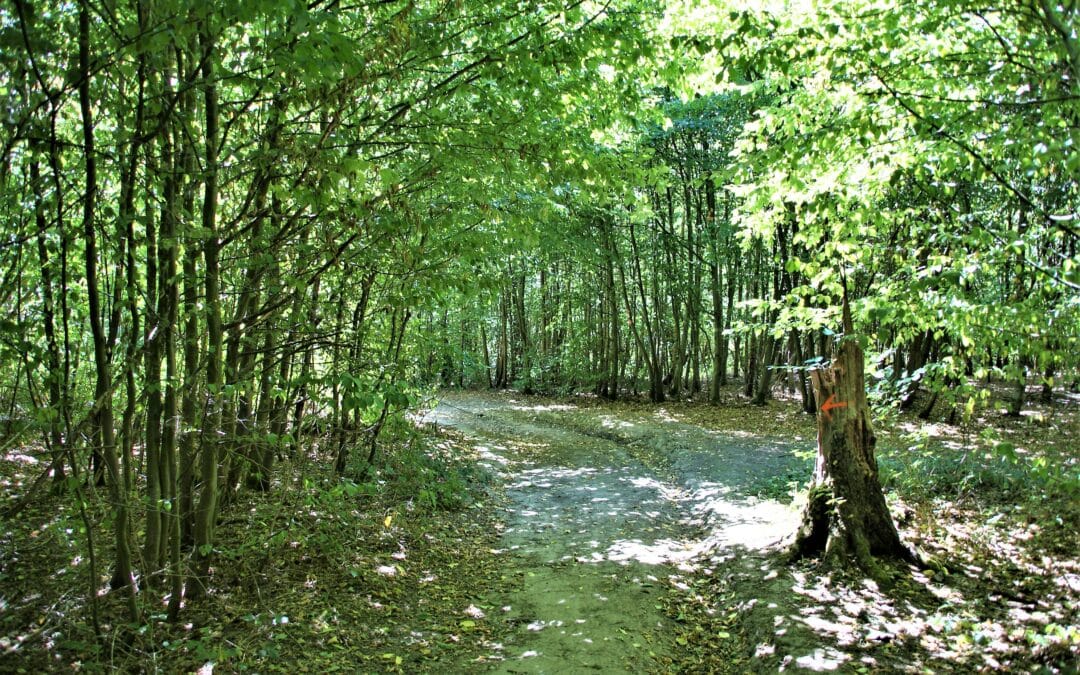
[31,152,67,488]
[117,0,150,597]
[709,254,724,404]
[179,235,199,548]
[540,268,550,385]
[792,330,815,414]
[900,330,934,410]
[752,334,777,406]
[623,219,665,402]
[688,184,702,394]
[1007,362,1026,417]
[1040,364,1054,404]
[143,145,165,584]
[496,289,509,388]
[365,307,412,467]
[192,18,223,598]
[743,334,758,398]
[290,277,321,457]
[251,251,287,483]
[79,1,137,619]
[725,248,737,384]
[514,271,531,393]
[159,112,184,620]
[177,43,200,550]
[480,320,493,388]
[252,323,280,487]
[459,315,467,387]
[606,251,620,400]
[707,188,725,403]
[334,275,376,474]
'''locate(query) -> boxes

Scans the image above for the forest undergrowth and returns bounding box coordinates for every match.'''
[658,384,1080,673]
[0,423,508,673]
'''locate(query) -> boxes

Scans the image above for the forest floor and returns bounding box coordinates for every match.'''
[419,387,1079,673]
[0,383,1077,673]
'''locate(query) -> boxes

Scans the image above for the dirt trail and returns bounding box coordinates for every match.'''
[421,391,806,673]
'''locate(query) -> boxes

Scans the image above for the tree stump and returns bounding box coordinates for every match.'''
[788,298,919,574]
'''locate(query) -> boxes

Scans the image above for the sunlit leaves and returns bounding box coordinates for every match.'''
[671,0,1080,403]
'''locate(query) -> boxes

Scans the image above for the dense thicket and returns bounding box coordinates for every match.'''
[0,0,655,621]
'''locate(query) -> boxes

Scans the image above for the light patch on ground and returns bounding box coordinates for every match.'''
[510,403,579,413]
[600,415,636,429]
[606,538,704,565]
[426,391,813,673]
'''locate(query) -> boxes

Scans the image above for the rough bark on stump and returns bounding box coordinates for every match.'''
[788,300,918,573]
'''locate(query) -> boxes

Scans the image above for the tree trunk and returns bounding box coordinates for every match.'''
[793,330,816,414]
[289,276,321,458]
[751,334,776,406]
[31,152,68,488]
[495,289,509,388]
[900,330,934,410]
[159,113,184,620]
[179,238,200,547]
[143,147,165,585]
[606,264,620,400]
[624,218,665,402]
[1040,364,1054,404]
[79,1,137,620]
[177,44,200,548]
[480,320,493,388]
[1007,364,1026,417]
[117,0,150,597]
[191,18,223,599]
[788,297,918,575]
[723,225,736,385]
[688,186,703,394]
[514,271,531,393]
[709,253,723,403]
[743,333,758,398]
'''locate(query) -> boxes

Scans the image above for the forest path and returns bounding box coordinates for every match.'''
[421,391,804,673]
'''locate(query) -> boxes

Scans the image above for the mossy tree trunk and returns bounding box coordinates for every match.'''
[788,297,918,574]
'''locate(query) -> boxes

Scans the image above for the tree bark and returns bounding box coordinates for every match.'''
[480,320,493,388]
[788,296,918,575]
[793,330,816,414]
[495,289,509,388]
[31,151,67,488]
[625,218,665,402]
[159,114,184,621]
[514,271,531,393]
[751,334,777,406]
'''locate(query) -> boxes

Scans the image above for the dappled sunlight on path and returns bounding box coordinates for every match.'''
[420,391,806,672]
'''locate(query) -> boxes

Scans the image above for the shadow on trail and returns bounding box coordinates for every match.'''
[421,391,809,673]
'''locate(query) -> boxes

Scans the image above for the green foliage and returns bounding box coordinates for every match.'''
[877,432,1079,501]
[1,1,1078,666]
[341,422,492,512]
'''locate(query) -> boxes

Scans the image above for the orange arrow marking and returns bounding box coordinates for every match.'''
[820,394,848,421]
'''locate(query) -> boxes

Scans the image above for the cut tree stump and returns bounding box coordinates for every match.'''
[788,297,921,575]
